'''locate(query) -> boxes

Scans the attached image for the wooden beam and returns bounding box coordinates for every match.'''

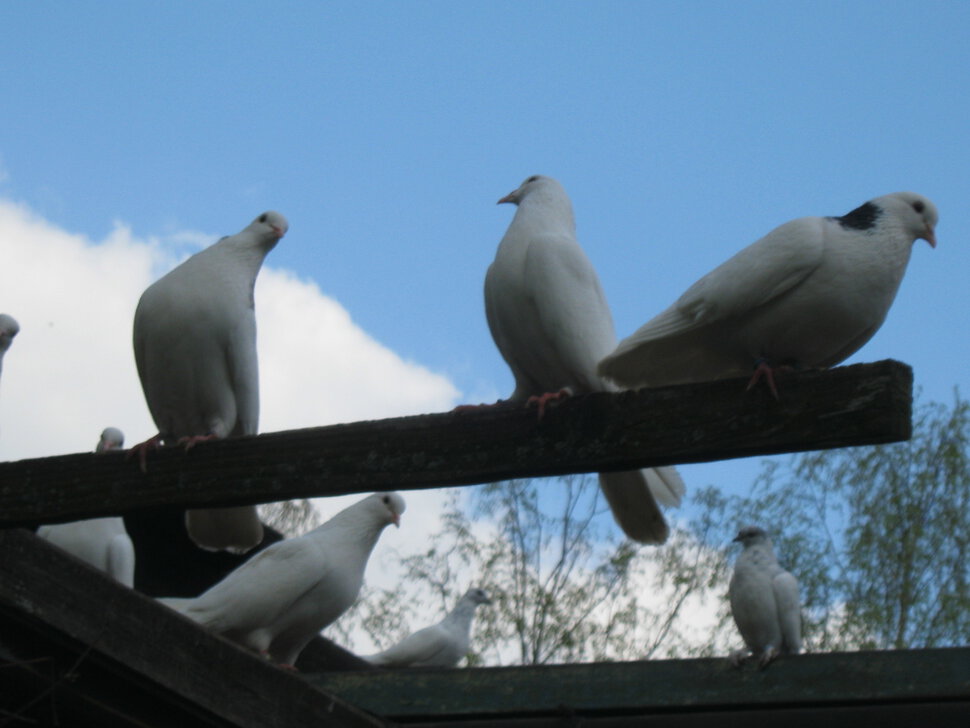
[0,360,912,526]
[311,647,970,724]
[0,529,385,728]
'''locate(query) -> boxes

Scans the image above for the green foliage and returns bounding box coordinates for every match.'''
[712,394,970,650]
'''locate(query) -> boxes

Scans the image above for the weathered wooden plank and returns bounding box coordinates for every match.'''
[310,647,970,722]
[0,360,912,526]
[0,529,386,728]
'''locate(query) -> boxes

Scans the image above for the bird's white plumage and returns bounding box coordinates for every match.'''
[37,428,136,587]
[0,313,19,379]
[132,211,287,552]
[363,587,491,668]
[486,175,684,544]
[728,525,801,667]
[599,192,938,387]
[161,492,405,666]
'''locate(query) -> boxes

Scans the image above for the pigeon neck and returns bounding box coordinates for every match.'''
[442,598,479,629]
[515,194,577,237]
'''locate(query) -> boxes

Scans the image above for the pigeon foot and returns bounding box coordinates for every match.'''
[127,434,163,473]
[526,388,572,419]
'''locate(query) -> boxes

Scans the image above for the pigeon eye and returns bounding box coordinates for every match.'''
[912,201,925,214]
[258,214,268,223]
[382,495,390,504]
[525,175,539,184]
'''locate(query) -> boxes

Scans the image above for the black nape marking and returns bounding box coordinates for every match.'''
[831,201,881,232]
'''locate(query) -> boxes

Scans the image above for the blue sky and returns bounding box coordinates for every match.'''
[2,1,968,519]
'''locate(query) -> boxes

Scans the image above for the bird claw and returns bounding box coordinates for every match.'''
[745,359,793,399]
[177,434,220,451]
[758,647,779,670]
[728,649,749,668]
[127,434,163,473]
[526,388,572,419]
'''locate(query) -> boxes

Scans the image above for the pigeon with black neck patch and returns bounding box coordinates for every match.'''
[599,192,937,393]
[133,211,288,553]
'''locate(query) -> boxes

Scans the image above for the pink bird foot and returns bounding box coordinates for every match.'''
[526,388,572,419]
[745,359,794,400]
[177,434,220,451]
[127,434,163,473]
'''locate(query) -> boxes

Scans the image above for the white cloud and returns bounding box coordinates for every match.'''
[0,199,460,466]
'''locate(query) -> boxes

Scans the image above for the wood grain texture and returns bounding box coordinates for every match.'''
[0,360,912,527]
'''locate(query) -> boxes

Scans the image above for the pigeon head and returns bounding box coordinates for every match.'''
[876,192,938,248]
[97,427,125,452]
[246,211,289,243]
[0,314,20,352]
[465,587,492,606]
[733,525,769,546]
[497,174,564,206]
[372,491,406,528]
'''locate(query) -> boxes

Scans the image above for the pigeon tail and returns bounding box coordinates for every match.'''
[598,470,669,544]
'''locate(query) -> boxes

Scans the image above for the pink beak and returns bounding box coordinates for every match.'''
[924,225,937,248]
[497,193,515,205]
[391,513,401,528]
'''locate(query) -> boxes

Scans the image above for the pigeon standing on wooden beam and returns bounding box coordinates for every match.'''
[484,175,684,545]
[37,427,136,587]
[362,587,491,668]
[728,525,802,669]
[599,192,938,396]
[132,211,288,553]
[161,492,406,668]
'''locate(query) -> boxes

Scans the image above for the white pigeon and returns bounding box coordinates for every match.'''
[132,211,288,553]
[599,192,938,393]
[0,313,19,378]
[362,588,491,668]
[161,492,405,667]
[37,428,136,588]
[485,175,684,544]
[728,525,801,668]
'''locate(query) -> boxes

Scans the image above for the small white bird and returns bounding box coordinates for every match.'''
[486,175,684,544]
[132,211,288,553]
[599,192,938,395]
[161,492,405,667]
[37,428,136,587]
[0,313,20,379]
[728,525,801,668]
[362,587,491,668]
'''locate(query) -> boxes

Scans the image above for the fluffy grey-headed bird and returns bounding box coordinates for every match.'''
[161,492,405,667]
[728,525,801,668]
[0,313,19,379]
[599,192,937,394]
[132,211,287,553]
[485,175,684,544]
[363,587,491,668]
[37,427,136,587]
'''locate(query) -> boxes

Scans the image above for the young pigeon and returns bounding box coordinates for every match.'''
[362,587,491,668]
[485,175,684,544]
[599,192,938,394]
[0,313,19,378]
[132,211,288,553]
[161,492,405,667]
[728,525,801,668]
[37,428,136,587]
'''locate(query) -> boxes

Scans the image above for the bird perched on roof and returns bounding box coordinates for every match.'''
[161,492,405,668]
[0,313,19,379]
[728,525,801,668]
[37,427,136,587]
[484,175,684,544]
[599,192,937,396]
[132,211,288,553]
[362,587,491,668]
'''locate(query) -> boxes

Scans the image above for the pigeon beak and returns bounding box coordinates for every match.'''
[922,225,936,248]
[272,225,286,238]
[497,192,516,205]
[391,513,401,528]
